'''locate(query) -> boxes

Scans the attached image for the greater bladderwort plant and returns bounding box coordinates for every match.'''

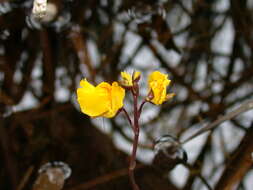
[77,71,174,190]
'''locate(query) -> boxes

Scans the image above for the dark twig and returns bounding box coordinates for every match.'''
[0,118,18,189]
[67,164,145,190]
[214,122,253,190]
[182,99,253,144]
[17,166,34,190]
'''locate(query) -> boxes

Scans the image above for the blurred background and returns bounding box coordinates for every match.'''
[0,0,253,189]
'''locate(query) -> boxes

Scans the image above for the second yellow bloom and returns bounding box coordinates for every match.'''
[147,71,174,105]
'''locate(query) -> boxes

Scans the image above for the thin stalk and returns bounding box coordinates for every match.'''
[122,108,134,130]
[138,100,147,119]
[128,91,140,190]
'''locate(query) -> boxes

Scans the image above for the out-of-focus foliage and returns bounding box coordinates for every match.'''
[1,0,253,189]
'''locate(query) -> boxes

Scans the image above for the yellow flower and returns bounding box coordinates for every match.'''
[133,71,141,81]
[120,71,141,87]
[77,79,125,118]
[147,71,174,105]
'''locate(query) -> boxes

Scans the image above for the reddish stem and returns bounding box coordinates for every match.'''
[128,90,140,190]
[138,100,147,119]
[122,108,134,131]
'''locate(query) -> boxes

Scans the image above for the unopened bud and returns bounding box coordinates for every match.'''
[132,71,141,83]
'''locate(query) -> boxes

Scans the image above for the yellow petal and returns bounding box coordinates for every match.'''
[80,79,94,89]
[111,82,125,112]
[77,80,109,117]
[121,72,133,86]
[133,71,141,80]
[103,82,125,118]
[147,71,172,105]
[77,80,125,118]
